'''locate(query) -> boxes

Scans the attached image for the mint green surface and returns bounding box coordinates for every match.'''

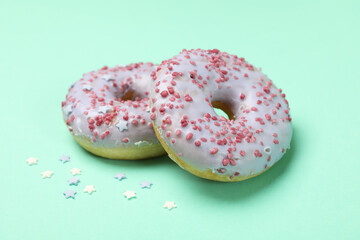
[1,1,359,239]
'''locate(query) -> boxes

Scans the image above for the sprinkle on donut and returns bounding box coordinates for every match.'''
[150,49,292,181]
[62,62,165,159]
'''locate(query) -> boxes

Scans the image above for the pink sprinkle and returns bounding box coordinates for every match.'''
[167,86,175,94]
[273,139,279,144]
[131,120,138,126]
[186,133,193,140]
[184,95,193,102]
[210,148,218,154]
[240,150,245,157]
[160,90,168,98]
[240,93,245,100]
[263,87,270,94]
[222,159,230,166]
[122,138,129,143]
[194,140,201,147]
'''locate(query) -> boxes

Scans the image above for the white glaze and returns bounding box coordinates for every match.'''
[150,49,292,179]
[62,63,160,148]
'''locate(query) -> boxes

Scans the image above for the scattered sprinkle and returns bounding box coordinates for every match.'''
[83,185,96,194]
[59,155,70,163]
[123,190,136,199]
[26,157,38,166]
[163,201,177,210]
[140,181,153,189]
[114,173,126,181]
[41,170,54,178]
[70,168,81,175]
[63,190,77,199]
[68,177,80,186]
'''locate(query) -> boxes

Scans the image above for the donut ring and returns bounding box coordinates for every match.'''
[150,49,292,181]
[62,63,166,160]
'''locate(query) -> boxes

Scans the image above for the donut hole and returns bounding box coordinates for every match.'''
[119,90,143,101]
[211,101,235,120]
[121,90,135,101]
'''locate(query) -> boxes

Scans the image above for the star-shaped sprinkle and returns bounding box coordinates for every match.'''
[64,105,73,116]
[98,105,111,114]
[68,177,80,186]
[70,168,81,175]
[82,84,92,91]
[114,173,126,181]
[123,190,136,199]
[41,170,54,178]
[83,185,96,194]
[163,201,177,210]
[26,157,38,166]
[135,141,149,147]
[140,181,153,189]
[63,190,77,199]
[116,119,128,132]
[101,74,114,81]
[59,155,70,163]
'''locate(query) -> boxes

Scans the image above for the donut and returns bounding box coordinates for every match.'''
[150,49,292,181]
[62,62,166,160]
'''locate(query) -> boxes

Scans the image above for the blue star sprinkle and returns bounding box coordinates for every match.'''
[140,181,153,189]
[63,190,77,199]
[114,173,126,181]
[68,177,80,186]
[59,155,70,163]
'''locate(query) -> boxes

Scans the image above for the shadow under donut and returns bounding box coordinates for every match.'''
[73,125,297,201]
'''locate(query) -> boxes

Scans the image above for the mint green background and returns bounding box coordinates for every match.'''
[1,0,359,239]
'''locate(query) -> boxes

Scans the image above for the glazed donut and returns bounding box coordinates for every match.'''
[150,49,292,181]
[62,63,166,160]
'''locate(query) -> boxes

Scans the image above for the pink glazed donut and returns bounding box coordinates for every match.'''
[62,63,166,160]
[150,49,292,181]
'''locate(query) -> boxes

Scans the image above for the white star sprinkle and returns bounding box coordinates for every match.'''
[83,185,96,194]
[116,119,128,132]
[64,105,73,116]
[123,190,136,199]
[98,105,111,114]
[70,168,81,175]
[163,201,177,210]
[26,157,38,165]
[41,170,54,178]
[135,141,150,147]
[101,74,114,81]
[82,84,92,91]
